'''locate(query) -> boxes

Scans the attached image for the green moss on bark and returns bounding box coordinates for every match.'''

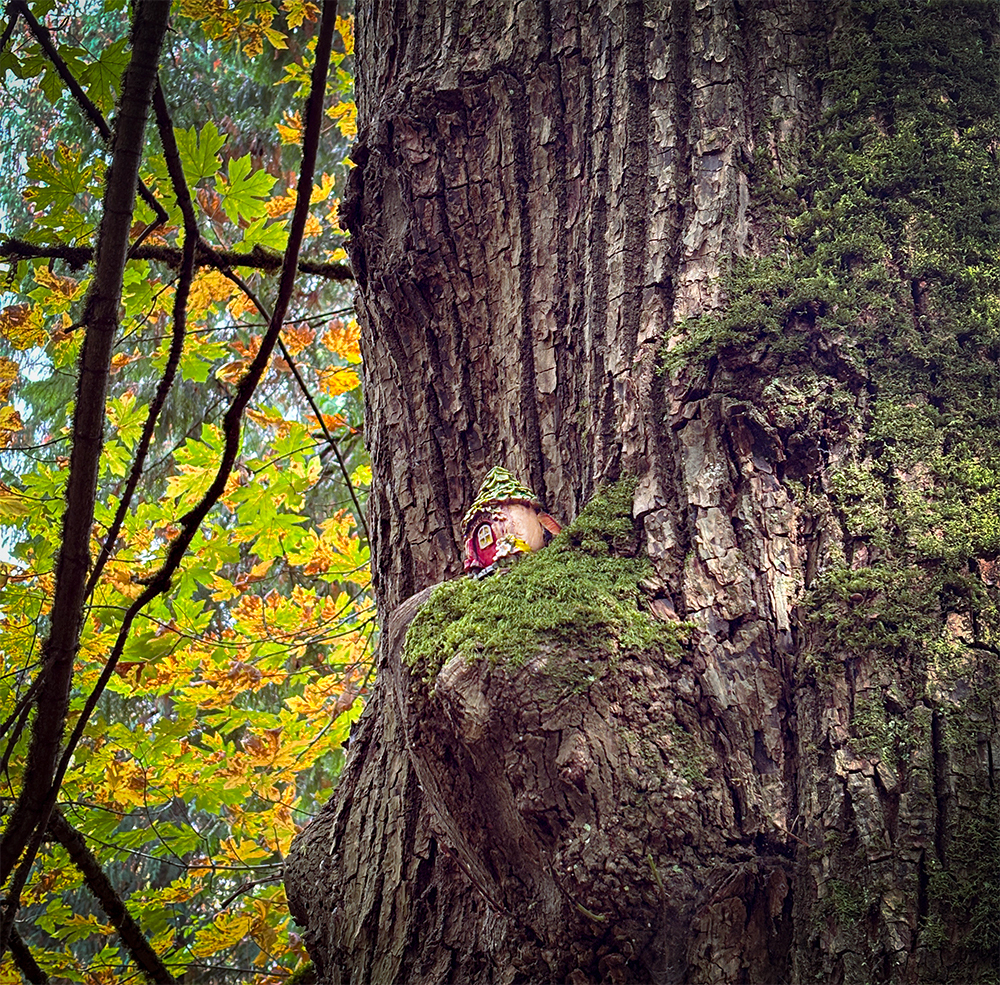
[403,480,690,680]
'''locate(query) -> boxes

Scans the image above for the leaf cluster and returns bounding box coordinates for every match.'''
[0,2,365,982]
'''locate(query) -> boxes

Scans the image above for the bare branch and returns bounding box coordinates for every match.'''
[86,76,199,598]
[0,238,355,281]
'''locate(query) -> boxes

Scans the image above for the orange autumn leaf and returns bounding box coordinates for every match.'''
[317,366,360,397]
[280,323,315,356]
[320,318,362,364]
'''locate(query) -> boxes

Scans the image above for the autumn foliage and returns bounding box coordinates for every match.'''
[0,2,366,981]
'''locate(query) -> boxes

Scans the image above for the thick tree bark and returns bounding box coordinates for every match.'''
[287,2,1000,982]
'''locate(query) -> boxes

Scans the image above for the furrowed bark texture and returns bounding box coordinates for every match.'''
[287,2,1000,982]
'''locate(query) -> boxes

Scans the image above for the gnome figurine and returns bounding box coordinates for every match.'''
[463,467,562,575]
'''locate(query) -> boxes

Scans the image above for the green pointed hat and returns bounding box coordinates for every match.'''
[463,467,542,529]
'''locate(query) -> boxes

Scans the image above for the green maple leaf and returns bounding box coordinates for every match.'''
[175,120,227,186]
[215,154,277,224]
[80,38,129,115]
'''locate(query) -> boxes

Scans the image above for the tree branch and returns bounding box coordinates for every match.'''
[7,926,46,984]
[0,3,21,56]
[86,76,199,598]
[48,809,176,983]
[0,238,354,281]
[0,0,171,952]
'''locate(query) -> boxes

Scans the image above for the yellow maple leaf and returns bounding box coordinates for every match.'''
[326,100,357,139]
[276,110,302,145]
[0,304,47,350]
[189,269,235,312]
[35,265,80,301]
[282,0,320,29]
[311,172,335,204]
[302,213,322,238]
[317,366,360,397]
[266,191,297,218]
[0,358,17,402]
[335,14,355,55]
[320,318,362,363]
[0,406,23,447]
[227,289,260,320]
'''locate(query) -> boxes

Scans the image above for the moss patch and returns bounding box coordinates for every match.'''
[403,480,688,679]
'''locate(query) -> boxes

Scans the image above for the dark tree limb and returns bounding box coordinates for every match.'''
[0,0,171,950]
[7,926,46,984]
[0,238,355,281]
[0,3,21,55]
[48,809,176,983]
[86,76,199,598]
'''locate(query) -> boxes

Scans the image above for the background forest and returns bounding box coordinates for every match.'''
[0,1,366,981]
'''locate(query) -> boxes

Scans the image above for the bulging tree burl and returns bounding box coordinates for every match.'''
[286,2,1000,982]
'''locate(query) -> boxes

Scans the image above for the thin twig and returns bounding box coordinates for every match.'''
[211,262,370,542]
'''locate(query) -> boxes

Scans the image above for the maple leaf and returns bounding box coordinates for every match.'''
[276,110,303,145]
[317,366,361,397]
[320,318,362,363]
[79,38,130,115]
[335,14,355,55]
[283,0,320,29]
[0,304,47,350]
[175,120,228,186]
[188,268,236,312]
[280,323,316,356]
[326,99,358,139]
[0,406,24,447]
[0,359,17,402]
[216,154,278,224]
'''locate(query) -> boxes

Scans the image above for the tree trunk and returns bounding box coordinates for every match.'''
[286,2,1000,982]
